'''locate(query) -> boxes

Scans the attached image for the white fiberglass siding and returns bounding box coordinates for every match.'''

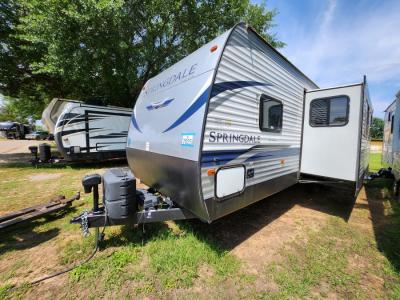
[383,101,396,165]
[357,85,372,191]
[201,25,317,200]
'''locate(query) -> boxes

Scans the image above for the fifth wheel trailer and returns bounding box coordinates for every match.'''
[71,23,372,230]
[42,98,132,161]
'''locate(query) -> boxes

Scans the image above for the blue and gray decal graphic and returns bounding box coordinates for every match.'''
[201,147,299,167]
[131,112,142,133]
[131,80,272,134]
[146,98,174,111]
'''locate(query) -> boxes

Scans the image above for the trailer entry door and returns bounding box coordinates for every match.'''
[300,85,363,182]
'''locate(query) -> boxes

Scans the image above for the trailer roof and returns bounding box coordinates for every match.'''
[384,99,396,112]
[245,23,319,89]
[306,82,364,93]
[52,98,131,110]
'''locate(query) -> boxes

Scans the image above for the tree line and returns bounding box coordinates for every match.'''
[0,0,283,121]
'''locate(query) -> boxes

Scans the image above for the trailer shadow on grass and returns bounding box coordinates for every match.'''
[0,207,76,255]
[364,178,400,274]
[174,183,356,252]
[99,182,356,255]
[0,153,128,170]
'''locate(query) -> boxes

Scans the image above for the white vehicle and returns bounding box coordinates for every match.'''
[383,98,396,167]
[42,98,132,161]
[383,91,400,185]
[72,23,373,229]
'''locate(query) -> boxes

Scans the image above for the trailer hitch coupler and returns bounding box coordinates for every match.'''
[82,174,102,213]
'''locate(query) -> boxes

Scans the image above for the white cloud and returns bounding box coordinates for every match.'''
[276,0,400,117]
[291,1,399,83]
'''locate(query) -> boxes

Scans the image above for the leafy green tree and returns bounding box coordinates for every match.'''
[371,117,384,140]
[0,0,283,120]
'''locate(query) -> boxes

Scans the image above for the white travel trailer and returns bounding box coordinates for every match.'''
[383,98,396,167]
[42,98,132,161]
[383,91,400,185]
[72,23,372,229]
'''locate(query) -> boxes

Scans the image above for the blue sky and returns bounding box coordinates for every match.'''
[2,1,399,118]
[253,0,400,118]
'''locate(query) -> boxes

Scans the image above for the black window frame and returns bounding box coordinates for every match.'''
[364,104,371,138]
[309,95,350,127]
[391,114,395,134]
[259,94,283,133]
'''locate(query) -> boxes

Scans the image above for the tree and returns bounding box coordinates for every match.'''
[371,117,384,140]
[0,0,283,120]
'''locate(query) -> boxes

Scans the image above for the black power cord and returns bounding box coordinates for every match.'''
[28,207,109,286]
[30,226,104,285]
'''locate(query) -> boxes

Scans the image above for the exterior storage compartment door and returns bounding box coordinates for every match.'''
[215,166,245,199]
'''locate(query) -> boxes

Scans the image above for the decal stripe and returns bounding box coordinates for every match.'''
[91,132,128,139]
[201,148,300,167]
[162,80,271,133]
[57,116,103,127]
[60,128,101,137]
[131,113,142,133]
[243,148,300,163]
[60,128,86,136]
[163,87,211,133]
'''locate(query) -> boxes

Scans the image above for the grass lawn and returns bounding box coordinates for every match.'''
[0,152,399,299]
[369,152,389,173]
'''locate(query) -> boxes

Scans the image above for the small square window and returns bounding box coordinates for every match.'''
[310,96,349,127]
[259,95,283,132]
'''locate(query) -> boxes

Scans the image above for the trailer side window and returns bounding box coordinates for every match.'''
[310,96,349,127]
[259,95,283,132]
[391,114,395,134]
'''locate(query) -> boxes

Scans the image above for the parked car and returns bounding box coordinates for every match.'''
[25,131,49,140]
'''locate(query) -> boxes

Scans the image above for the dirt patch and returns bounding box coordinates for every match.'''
[0,140,56,164]
[186,184,352,274]
[0,140,50,155]
[28,173,63,181]
[230,204,328,273]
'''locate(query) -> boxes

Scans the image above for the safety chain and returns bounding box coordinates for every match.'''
[81,211,89,237]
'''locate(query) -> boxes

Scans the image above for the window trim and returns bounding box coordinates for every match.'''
[259,94,283,133]
[391,114,395,134]
[309,95,350,127]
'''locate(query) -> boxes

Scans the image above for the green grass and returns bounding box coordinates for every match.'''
[369,152,388,173]
[264,218,370,299]
[1,152,400,298]
[67,224,239,296]
[261,153,400,299]
[0,284,13,300]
